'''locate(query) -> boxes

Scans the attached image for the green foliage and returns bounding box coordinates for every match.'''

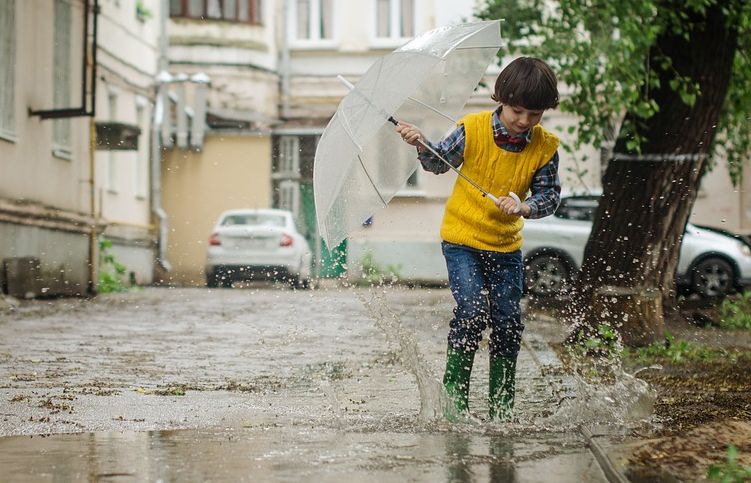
[625,333,735,363]
[476,0,543,45]
[719,291,751,330]
[575,322,620,357]
[136,0,153,22]
[477,0,751,182]
[97,238,129,294]
[566,323,622,383]
[358,252,402,286]
[707,445,751,483]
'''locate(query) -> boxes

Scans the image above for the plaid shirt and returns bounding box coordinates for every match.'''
[418,109,561,219]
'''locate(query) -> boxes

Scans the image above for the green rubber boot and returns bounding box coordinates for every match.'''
[442,346,475,420]
[488,355,517,422]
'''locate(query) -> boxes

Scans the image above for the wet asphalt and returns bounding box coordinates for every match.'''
[0,286,619,482]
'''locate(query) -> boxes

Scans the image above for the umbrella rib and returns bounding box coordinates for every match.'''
[357,154,388,207]
[337,112,364,153]
[454,45,503,50]
[405,96,458,124]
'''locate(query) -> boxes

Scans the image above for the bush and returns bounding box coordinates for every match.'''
[719,292,751,330]
[358,252,401,286]
[97,238,129,294]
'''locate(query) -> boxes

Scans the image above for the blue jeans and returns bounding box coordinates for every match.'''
[442,242,524,358]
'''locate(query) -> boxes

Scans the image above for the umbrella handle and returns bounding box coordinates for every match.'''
[486,192,522,213]
[509,192,522,213]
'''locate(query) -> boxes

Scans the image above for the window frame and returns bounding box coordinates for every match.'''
[371,0,415,48]
[106,89,119,193]
[288,0,337,49]
[52,0,73,159]
[170,0,263,24]
[134,96,148,199]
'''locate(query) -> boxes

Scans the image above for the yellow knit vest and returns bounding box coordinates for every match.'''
[440,111,560,252]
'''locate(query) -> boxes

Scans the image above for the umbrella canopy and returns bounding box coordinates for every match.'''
[314,21,502,248]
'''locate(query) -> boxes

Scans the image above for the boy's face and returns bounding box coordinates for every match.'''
[499,105,544,136]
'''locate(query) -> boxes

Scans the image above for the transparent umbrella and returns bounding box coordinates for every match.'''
[313,20,504,248]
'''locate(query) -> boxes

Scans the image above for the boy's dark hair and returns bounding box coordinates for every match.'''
[491,57,559,110]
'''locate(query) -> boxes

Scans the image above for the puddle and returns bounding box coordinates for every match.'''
[0,426,607,483]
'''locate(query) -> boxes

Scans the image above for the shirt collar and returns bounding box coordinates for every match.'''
[492,107,532,144]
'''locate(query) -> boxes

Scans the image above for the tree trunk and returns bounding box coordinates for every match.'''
[568,3,739,343]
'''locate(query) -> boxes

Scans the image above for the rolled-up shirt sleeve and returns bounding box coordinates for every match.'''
[417,125,466,174]
[525,151,561,219]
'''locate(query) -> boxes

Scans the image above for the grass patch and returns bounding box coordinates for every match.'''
[719,292,751,330]
[708,445,751,482]
[623,333,737,364]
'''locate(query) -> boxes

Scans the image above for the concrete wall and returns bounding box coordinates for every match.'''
[0,0,93,295]
[0,223,89,297]
[691,163,751,235]
[161,134,272,285]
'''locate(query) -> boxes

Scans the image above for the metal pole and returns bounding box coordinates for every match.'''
[88,117,98,295]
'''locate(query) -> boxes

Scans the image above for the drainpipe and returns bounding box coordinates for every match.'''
[280,0,290,119]
[152,0,171,274]
[152,72,172,273]
[88,117,98,294]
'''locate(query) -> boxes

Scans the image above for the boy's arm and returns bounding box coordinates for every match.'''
[524,151,561,219]
[416,125,466,174]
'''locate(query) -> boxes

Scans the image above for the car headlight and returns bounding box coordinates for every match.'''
[741,242,751,257]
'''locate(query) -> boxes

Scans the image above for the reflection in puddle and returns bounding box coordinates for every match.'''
[0,426,607,482]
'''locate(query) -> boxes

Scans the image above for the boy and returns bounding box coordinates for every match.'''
[396,57,561,421]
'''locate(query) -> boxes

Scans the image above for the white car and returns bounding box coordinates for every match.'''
[205,209,312,288]
[522,195,751,298]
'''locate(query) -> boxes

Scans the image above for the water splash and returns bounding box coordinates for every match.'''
[356,288,450,420]
[542,347,657,428]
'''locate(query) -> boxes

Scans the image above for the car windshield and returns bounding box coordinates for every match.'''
[221,214,287,228]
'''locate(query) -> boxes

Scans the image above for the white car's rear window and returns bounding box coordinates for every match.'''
[221,214,286,227]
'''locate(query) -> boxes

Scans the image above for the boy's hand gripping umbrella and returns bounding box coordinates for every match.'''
[313,21,517,248]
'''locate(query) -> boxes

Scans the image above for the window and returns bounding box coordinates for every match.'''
[278,136,299,175]
[221,213,286,227]
[53,0,72,154]
[0,0,16,140]
[278,180,300,218]
[292,0,333,42]
[107,91,118,192]
[170,0,262,23]
[375,0,413,41]
[555,196,599,221]
[134,99,147,198]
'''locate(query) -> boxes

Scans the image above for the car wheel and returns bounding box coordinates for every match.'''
[525,254,571,298]
[288,274,309,289]
[691,257,734,297]
[206,271,219,288]
[220,271,234,288]
[297,278,311,290]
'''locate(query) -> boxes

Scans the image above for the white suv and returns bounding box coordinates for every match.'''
[522,195,751,298]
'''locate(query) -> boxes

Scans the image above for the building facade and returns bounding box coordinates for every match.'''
[95,0,161,286]
[159,0,278,285]
[0,0,161,297]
